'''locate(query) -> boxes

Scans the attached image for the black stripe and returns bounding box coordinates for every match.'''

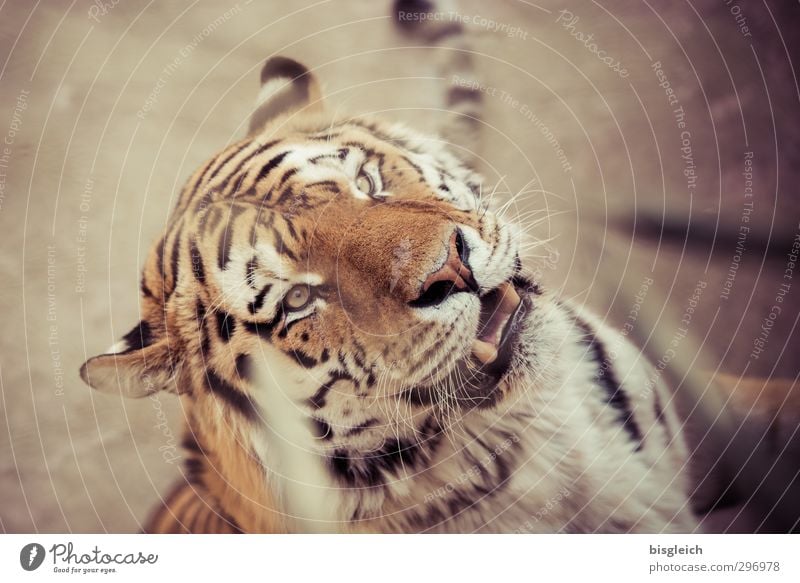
[287,348,317,368]
[245,256,259,288]
[399,385,435,407]
[243,310,283,341]
[653,390,672,444]
[140,275,154,299]
[166,487,197,533]
[311,417,332,440]
[405,428,517,530]
[178,141,249,215]
[349,337,368,372]
[203,510,220,534]
[195,300,210,357]
[204,368,258,421]
[204,206,223,235]
[308,370,351,409]
[181,432,204,454]
[155,235,166,283]
[276,167,298,189]
[248,284,271,314]
[183,156,216,206]
[215,310,236,342]
[274,184,297,207]
[189,239,205,284]
[184,456,204,484]
[248,220,258,248]
[343,418,379,437]
[272,228,297,262]
[307,132,343,142]
[217,140,281,193]
[462,427,515,493]
[234,353,252,382]
[192,191,215,223]
[258,208,275,230]
[283,216,298,241]
[328,415,442,488]
[217,204,247,270]
[208,141,253,183]
[182,500,203,532]
[222,513,243,534]
[308,153,338,164]
[437,166,456,181]
[572,312,644,450]
[225,172,249,197]
[278,313,306,339]
[254,151,290,185]
[401,155,426,182]
[121,321,153,352]
[168,223,184,291]
[189,499,211,534]
[145,483,191,534]
[179,142,244,213]
[511,273,541,296]
[447,85,483,105]
[305,180,340,192]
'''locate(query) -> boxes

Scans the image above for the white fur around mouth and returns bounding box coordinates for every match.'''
[471,280,521,365]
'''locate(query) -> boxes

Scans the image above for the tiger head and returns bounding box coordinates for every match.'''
[80,57,537,524]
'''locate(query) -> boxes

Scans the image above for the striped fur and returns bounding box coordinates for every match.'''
[81,1,699,533]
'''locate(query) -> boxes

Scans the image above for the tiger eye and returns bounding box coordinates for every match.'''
[285,285,311,310]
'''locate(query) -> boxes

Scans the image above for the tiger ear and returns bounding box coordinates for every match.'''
[248,56,324,136]
[79,321,178,398]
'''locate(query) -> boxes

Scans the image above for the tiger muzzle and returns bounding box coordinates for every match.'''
[409,228,478,308]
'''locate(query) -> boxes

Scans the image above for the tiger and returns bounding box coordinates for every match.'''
[79,2,699,533]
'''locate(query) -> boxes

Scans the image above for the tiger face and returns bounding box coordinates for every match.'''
[80,57,535,518]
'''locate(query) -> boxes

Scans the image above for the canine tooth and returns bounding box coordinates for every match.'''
[497,281,521,314]
[471,339,498,365]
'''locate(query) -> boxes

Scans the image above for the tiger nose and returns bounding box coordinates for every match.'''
[410,228,479,307]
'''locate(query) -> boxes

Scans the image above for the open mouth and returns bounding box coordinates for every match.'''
[441,275,532,410]
[406,275,533,410]
[471,279,527,374]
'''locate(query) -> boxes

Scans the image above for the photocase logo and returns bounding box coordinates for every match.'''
[19,543,46,571]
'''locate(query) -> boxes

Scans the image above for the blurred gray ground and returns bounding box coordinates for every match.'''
[0,0,798,532]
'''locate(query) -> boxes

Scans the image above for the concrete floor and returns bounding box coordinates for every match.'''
[0,0,798,533]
